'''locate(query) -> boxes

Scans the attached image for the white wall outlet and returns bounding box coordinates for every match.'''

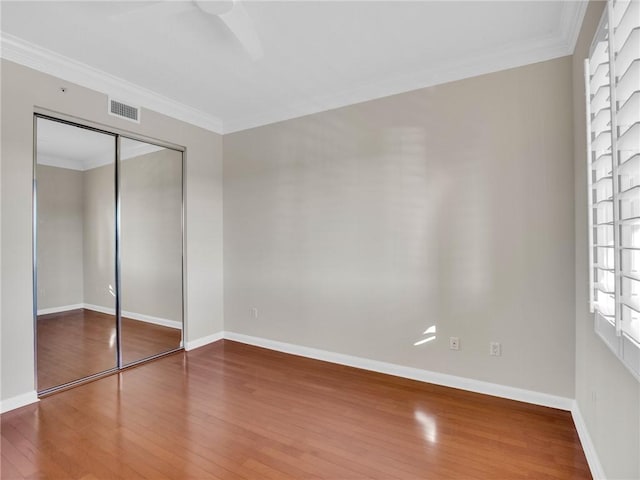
[449,337,460,350]
[490,342,501,356]
[250,307,258,319]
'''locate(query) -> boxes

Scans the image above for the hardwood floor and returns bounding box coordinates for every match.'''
[2,340,591,479]
[37,309,181,391]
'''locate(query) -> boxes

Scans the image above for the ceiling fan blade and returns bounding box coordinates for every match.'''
[194,0,233,16]
[219,2,263,60]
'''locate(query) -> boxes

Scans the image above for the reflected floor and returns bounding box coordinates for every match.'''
[37,308,181,391]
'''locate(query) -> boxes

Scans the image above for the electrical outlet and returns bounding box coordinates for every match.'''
[250,307,258,319]
[490,342,501,356]
[449,337,460,350]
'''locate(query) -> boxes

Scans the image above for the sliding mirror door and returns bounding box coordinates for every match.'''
[120,138,183,365]
[35,117,117,391]
[35,116,185,393]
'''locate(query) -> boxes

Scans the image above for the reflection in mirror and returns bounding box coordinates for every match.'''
[120,138,183,365]
[35,117,117,391]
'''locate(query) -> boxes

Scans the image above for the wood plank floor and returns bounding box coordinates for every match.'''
[37,309,181,391]
[2,340,591,479]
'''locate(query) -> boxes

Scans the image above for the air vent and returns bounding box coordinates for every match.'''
[108,98,140,123]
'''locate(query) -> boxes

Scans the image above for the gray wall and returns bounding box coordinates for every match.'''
[36,165,84,309]
[1,59,223,402]
[223,56,576,397]
[573,2,640,479]
[120,148,183,322]
[82,162,115,310]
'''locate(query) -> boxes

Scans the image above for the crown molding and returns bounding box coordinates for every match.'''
[560,0,589,54]
[0,32,224,134]
[2,1,588,135]
[224,1,589,133]
[224,24,579,133]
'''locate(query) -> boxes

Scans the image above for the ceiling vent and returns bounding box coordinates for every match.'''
[108,98,140,123]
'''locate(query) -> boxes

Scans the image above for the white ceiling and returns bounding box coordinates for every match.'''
[1,1,587,134]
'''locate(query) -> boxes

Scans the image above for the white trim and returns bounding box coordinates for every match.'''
[0,32,223,134]
[571,401,606,480]
[223,331,574,411]
[222,2,588,134]
[2,1,587,135]
[0,391,39,414]
[223,33,567,133]
[560,0,589,55]
[37,303,181,329]
[185,331,224,351]
[37,303,84,315]
[231,1,588,134]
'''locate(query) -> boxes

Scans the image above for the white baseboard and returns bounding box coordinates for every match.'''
[571,401,606,479]
[37,304,84,315]
[185,331,224,351]
[39,303,182,329]
[223,331,574,411]
[0,390,39,414]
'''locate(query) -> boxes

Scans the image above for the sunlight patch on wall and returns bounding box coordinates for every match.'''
[414,325,436,346]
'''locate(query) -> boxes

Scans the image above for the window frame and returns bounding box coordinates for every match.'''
[585,0,640,381]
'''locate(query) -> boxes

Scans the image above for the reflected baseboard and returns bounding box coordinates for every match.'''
[124,311,181,330]
[37,304,84,315]
[37,303,182,330]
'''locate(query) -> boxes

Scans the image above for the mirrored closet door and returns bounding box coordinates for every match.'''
[120,138,183,365]
[34,115,184,394]
[35,117,117,391]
